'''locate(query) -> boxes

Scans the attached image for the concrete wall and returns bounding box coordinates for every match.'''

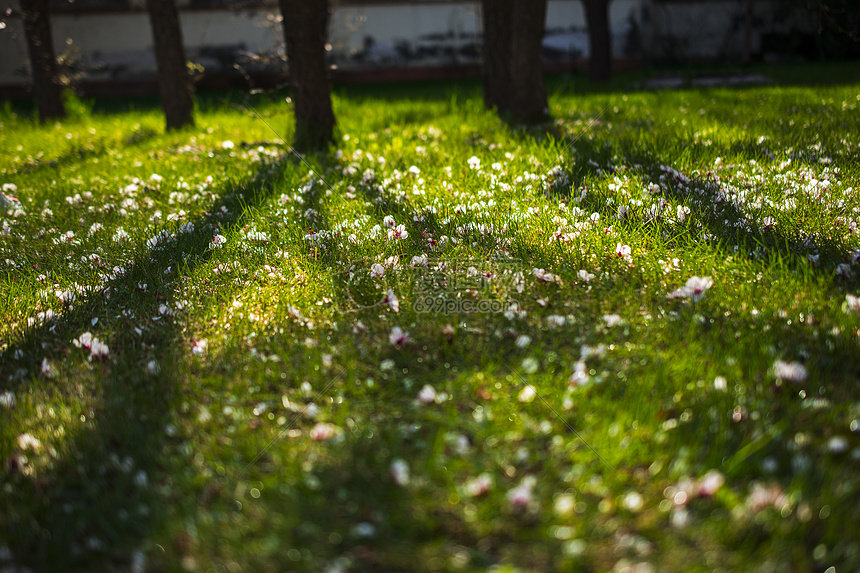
[0,5,284,85]
[0,0,646,87]
[2,0,819,89]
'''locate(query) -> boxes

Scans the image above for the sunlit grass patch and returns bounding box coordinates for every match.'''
[2,66,860,572]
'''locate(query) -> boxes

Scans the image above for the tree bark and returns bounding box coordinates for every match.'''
[20,0,65,123]
[481,0,549,124]
[278,0,336,152]
[508,0,549,122]
[583,0,612,83]
[146,0,194,130]
[481,0,512,113]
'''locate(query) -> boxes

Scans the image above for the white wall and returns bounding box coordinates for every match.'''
[0,0,641,87]
[0,6,284,85]
[330,3,481,58]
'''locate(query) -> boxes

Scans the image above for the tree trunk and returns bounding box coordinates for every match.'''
[583,0,612,83]
[146,0,194,131]
[508,0,548,122]
[481,0,549,124]
[20,0,65,123]
[481,0,512,113]
[278,0,336,152]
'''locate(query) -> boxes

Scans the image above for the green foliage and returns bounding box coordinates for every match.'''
[62,89,94,120]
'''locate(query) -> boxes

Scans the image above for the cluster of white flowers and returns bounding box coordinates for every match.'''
[73,331,109,360]
[669,276,713,302]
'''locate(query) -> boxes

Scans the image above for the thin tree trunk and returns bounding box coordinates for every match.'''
[481,0,549,124]
[278,0,335,152]
[146,0,194,130]
[583,0,612,83]
[20,0,65,123]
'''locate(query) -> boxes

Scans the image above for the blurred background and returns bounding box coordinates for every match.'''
[1,0,858,98]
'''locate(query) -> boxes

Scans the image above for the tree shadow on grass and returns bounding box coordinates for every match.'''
[193,313,606,571]
[636,292,860,568]
[146,158,610,570]
[187,110,860,570]
[0,150,307,571]
[70,135,854,570]
[528,129,860,289]
[239,260,860,570]
[5,99,850,570]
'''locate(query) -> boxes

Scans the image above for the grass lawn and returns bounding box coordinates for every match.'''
[2,62,860,572]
